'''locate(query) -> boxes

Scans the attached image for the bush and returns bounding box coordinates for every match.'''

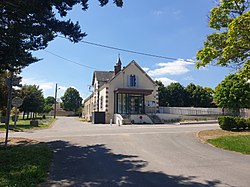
[218,116,236,130]
[235,117,247,130]
[247,118,250,129]
[218,116,249,131]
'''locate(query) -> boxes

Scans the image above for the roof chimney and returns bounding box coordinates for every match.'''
[114,55,122,75]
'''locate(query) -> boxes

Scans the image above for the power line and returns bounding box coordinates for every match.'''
[57,35,194,62]
[44,50,96,70]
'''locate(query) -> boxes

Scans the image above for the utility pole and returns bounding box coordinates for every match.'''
[5,72,14,147]
[54,83,57,118]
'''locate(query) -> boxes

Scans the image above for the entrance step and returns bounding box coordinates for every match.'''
[147,114,164,124]
[122,118,132,125]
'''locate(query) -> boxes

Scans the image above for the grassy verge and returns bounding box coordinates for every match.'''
[198,129,250,154]
[0,117,56,131]
[0,142,52,187]
[207,135,250,154]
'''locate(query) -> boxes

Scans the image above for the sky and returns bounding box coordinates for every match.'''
[21,0,234,100]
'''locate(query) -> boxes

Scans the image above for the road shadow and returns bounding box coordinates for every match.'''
[41,140,229,187]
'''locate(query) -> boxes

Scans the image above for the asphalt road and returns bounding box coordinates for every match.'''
[6,117,250,187]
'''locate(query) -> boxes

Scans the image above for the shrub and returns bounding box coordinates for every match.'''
[246,118,250,129]
[235,117,247,130]
[218,116,249,131]
[218,116,236,130]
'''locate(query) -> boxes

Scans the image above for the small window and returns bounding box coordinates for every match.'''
[128,74,137,87]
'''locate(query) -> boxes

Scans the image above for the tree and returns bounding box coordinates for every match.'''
[196,0,249,70]
[19,85,45,119]
[214,73,250,115]
[61,87,82,114]
[43,96,55,114]
[0,0,123,71]
[0,72,8,114]
[45,96,55,106]
[185,83,214,107]
[165,83,187,107]
[155,80,169,106]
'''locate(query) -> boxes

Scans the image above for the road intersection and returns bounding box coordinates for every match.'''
[5,117,250,187]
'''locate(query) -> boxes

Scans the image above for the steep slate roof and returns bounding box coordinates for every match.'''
[92,71,114,85]
[108,60,156,85]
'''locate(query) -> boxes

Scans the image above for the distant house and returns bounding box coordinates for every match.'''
[83,58,159,124]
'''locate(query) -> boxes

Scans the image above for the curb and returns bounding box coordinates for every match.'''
[180,120,218,125]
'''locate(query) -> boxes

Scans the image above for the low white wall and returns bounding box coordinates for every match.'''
[156,113,181,120]
[130,114,153,124]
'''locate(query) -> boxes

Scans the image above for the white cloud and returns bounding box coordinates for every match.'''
[183,76,194,81]
[147,59,194,77]
[173,10,182,15]
[153,10,163,16]
[142,67,150,72]
[58,86,67,92]
[22,78,54,91]
[154,77,177,86]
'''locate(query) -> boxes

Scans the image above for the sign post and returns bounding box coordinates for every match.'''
[12,97,23,128]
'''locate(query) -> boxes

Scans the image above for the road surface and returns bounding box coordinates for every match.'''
[5,117,250,187]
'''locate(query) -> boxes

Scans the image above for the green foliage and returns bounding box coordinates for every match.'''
[166,82,187,107]
[196,0,250,70]
[0,144,52,186]
[43,96,55,113]
[45,96,55,106]
[155,80,169,106]
[0,0,123,71]
[218,116,235,130]
[156,81,214,107]
[61,87,82,113]
[208,135,250,154]
[185,83,214,107]
[247,118,250,129]
[214,73,250,114]
[19,85,45,115]
[218,116,249,131]
[0,72,8,113]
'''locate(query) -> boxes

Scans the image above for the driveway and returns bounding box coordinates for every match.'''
[7,117,250,187]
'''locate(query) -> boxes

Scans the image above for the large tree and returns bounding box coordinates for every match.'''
[165,83,187,107]
[214,73,250,115]
[185,83,214,107]
[196,0,249,70]
[155,80,169,107]
[43,96,55,114]
[0,72,8,115]
[0,0,123,72]
[19,85,45,119]
[61,87,82,113]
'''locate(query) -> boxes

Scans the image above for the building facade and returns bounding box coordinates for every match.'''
[83,58,159,124]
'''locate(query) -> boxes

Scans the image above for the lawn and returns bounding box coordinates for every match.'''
[0,142,52,187]
[0,117,56,131]
[207,135,250,154]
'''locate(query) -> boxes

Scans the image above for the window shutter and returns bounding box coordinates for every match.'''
[136,76,139,87]
[127,75,130,87]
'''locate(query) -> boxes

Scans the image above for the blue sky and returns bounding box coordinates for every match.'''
[21,0,233,100]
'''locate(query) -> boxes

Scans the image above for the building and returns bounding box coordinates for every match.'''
[83,58,159,124]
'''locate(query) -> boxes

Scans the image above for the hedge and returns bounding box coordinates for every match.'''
[218,116,250,131]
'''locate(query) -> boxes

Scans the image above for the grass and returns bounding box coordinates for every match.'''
[207,135,250,154]
[0,142,53,187]
[0,117,56,131]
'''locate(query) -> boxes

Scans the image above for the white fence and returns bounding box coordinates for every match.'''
[158,107,225,116]
[156,107,250,118]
